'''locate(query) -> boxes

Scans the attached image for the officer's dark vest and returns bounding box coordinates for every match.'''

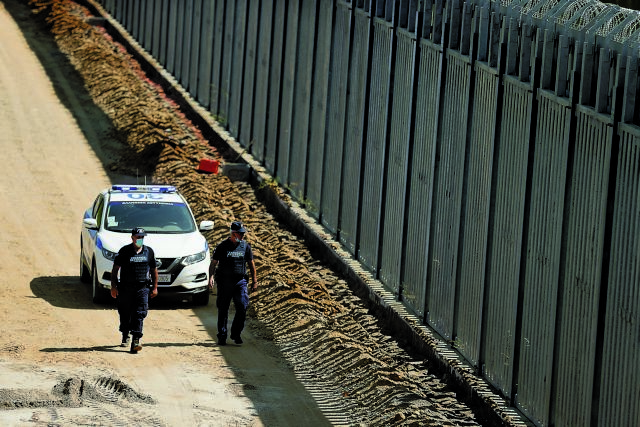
[216,240,248,282]
[123,246,152,285]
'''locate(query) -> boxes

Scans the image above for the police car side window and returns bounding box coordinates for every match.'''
[94,196,105,226]
[91,196,101,218]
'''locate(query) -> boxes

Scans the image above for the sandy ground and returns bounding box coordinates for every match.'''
[0,1,334,426]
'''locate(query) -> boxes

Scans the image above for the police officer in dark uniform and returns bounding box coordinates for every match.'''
[208,221,257,345]
[110,227,159,354]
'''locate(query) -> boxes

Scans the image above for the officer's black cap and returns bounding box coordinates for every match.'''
[132,227,147,236]
[230,221,246,233]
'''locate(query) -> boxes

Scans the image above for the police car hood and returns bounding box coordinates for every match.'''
[101,231,207,258]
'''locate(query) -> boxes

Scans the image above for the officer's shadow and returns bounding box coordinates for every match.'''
[40,342,217,353]
[40,345,125,353]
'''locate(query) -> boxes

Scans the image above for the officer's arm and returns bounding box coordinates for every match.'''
[150,268,158,290]
[208,260,219,287]
[208,259,219,276]
[147,267,158,298]
[110,264,120,298]
[248,260,257,290]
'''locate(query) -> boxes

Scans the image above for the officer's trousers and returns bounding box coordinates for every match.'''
[117,286,149,339]
[216,278,249,339]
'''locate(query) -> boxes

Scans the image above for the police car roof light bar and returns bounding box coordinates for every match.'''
[111,185,177,193]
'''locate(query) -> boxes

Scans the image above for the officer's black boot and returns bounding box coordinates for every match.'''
[217,334,226,346]
[121,333,130,347]
[130,337,142,354]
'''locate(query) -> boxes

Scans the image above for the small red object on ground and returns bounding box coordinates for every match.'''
[198,158,219,174]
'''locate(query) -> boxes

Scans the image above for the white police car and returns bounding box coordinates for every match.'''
[80,185,214,305]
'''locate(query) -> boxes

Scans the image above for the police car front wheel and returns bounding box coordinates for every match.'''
[80,252,91,284]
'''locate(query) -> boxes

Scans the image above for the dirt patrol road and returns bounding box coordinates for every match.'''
[0,1,334,426]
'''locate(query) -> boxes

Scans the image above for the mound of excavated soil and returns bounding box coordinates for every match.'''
[24,0,493,425]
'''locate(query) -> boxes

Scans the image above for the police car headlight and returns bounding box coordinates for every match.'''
[182,250,206,266]
[101,248,118,261]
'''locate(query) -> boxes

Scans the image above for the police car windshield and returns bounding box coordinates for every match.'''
[105,201,196,233]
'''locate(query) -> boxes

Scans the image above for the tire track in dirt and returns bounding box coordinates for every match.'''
[28,0,488,424]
